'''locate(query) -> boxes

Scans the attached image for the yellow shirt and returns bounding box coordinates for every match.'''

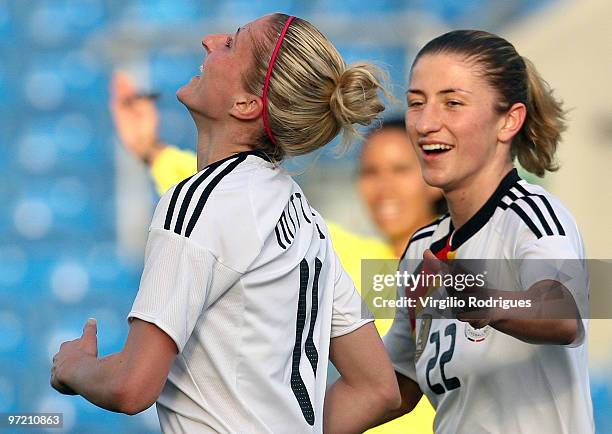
[326,222,434,434]
[150,146,198,195]
[150,146,434,433]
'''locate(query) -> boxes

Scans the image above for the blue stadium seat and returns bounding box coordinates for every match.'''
[0,303,26,357]
[24,0,108,48]
[0,0,16,41]
[0,247,28,293]
[216,0,297,19]
[15,112,113,172]
[0,363,21,413]
[124,0,206,24]
[0,63,16,111]
[7,180,113,243]
[314,0,406,15]
[22,50,107,108]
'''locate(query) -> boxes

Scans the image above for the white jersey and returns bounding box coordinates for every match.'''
[128,151,372,433]
[384,169,593,434]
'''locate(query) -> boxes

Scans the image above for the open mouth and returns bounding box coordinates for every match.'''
[421,143,453,156]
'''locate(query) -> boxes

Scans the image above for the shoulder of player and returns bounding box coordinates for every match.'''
[150,152,273,238]
[400,214,451,261]
[495,179,577,241]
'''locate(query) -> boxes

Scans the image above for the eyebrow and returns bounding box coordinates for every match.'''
[406,88,472,96]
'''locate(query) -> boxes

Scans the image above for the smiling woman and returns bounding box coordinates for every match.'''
[358,119,442,258]
[51,13,399,434]
[380,30,593,434]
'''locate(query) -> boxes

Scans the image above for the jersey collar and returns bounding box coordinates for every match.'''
[199,149,274,171]
[431,168,521,254]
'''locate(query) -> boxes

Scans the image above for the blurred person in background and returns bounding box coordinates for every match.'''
[51,13,402,433]
[380,30,593,433]
[110,77,441,433]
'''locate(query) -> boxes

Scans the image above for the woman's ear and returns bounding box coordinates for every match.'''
[230,93,263,120]
[498,102,527,143]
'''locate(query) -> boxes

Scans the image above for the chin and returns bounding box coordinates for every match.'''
[376,221,402,239]
[421,171,447,189]
[176,86,190,105]
[176,92,202,119]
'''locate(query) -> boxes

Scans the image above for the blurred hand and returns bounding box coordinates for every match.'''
[110,71,163,164]
[50,318,99,395]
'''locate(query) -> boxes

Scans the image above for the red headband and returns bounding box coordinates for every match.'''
[262,16,295,145]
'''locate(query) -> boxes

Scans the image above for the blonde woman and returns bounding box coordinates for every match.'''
[51,14,401,433]
[381,30,593,433]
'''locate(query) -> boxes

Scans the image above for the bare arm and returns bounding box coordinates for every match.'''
[323,322,401,433]
[51,318,178,415]
[424,250,580,345]
[487,280,580,345]
[371,372,423,427]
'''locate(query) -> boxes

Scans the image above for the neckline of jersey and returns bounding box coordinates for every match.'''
[198,149,273,172]
[430,168,521,254]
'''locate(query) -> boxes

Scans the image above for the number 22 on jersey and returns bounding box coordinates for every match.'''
[425,322,461,395]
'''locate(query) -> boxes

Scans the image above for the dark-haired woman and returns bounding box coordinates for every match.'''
[382,30,593,433]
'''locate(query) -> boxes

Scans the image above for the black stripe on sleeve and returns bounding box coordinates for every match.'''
[164,176,194,230]
[289,196,301,228]
[282,212,295,238]
[315,223,326,239]
[184,154,247,238]
[279,215,292,245]
[295,193,312,224]
[507,202,543,239]
[411,230,435,244]
[505,189,519,201]
[275,226,286,249]
[514,184,565,236]
[173,164,218,235]
[536,195,566,236]
[518,196,553,236]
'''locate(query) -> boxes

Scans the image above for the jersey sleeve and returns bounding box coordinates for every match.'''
[383,307,417,381]
[329,243,375,338]
[515,208,589,346]
[127,185,243,352]
[383,258,418,382]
